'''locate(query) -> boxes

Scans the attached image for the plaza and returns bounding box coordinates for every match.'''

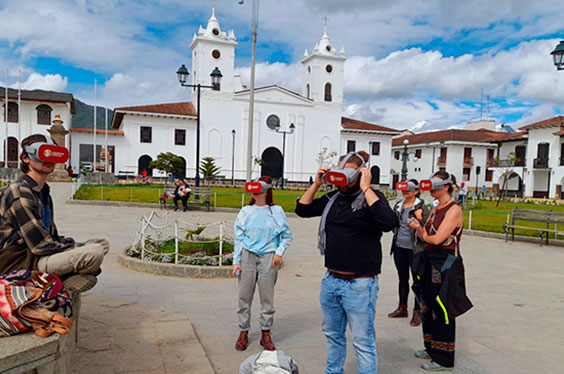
[46,183,564,373]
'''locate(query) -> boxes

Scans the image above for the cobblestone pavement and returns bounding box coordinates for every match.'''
[52,184,564,373]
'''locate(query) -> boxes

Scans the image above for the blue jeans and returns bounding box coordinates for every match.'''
[320,272,379,374]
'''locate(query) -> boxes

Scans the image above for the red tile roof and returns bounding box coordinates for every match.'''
[112,102,196,129]
[341,117,400,133]
[391,128,526,147]
[519,116,564,130]
[70,128,124,135]
[115,102,196,116]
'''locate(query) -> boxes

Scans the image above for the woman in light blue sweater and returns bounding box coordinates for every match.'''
[233,176,292,352]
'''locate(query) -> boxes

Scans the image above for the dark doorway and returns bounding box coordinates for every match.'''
[261,147,283,180]
[392,174,399,189]
[178,157,186,179]
[6,137,18,168]
[138,155,153,176]
[370,165,380,184]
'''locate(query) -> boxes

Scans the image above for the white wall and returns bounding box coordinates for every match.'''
[340,132,394,185]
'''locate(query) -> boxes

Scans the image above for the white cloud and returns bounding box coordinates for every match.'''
[18,73,68,91]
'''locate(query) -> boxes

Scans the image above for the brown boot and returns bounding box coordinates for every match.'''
[235,331,249,351]
[388,304,408,318]
[410,309,421,326]
[260,330,276,351]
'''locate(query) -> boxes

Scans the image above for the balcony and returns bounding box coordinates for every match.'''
[463,156,473,167]
[533,158,549,169]
[486,158,496,168]
[514,158,525,167]
[437,156,447,167]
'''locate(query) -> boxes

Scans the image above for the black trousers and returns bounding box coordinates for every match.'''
[421,255,456,367]
[173,194,189,208]
[392,245,420,310]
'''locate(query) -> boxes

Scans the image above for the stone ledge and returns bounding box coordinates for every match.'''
[0,292,80,374]
[118,249,232,278]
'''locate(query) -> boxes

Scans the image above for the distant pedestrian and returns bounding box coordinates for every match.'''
[388,179,429,326]
[233,176,292,352]
[408,171,472,371]
[458,182,467,206]
[481,185,486,199]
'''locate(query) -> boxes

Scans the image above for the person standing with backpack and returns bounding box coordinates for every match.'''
[233,176,292,351]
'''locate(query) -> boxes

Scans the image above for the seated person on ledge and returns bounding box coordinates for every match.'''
[0,134,109,292]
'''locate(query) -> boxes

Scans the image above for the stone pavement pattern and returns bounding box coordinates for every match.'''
[48,183,564,373]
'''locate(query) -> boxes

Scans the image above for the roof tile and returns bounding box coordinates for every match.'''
[341,117,400,133]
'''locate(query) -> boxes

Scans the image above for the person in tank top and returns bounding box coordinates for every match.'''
[408,171,465,371]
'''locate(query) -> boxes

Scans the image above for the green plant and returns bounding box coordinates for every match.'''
[185,226,206,241]
[200,157,221,183]
[149,152,186,178]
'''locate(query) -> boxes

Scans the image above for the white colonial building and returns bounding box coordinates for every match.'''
[0,87,74,168]
[101,7,400,184]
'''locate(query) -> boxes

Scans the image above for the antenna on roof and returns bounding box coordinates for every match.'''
[486,94,490,120]
[480,88,483,121]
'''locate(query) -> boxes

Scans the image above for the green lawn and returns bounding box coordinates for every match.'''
[462,200,564,239]
[74,185,317,212]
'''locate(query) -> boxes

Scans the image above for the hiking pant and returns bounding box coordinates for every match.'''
[237,250,278,331]
[37,239,109,276]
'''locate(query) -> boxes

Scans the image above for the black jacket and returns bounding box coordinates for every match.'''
[296,189,399,275]
[390,197,430,254]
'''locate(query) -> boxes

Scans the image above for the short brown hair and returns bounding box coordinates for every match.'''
[20,134,49,173]
[339,151,369,167]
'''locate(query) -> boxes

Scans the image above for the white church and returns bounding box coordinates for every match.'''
[70,7,401,185]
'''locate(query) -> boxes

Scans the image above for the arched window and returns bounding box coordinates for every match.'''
[324,83,332,102]
[2,102,18,123]
[138,155,153,176]
[36,104,53,125]
[306,84,310,99]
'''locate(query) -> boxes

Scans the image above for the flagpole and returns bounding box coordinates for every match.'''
[17,69,21,170]
[93,79,97,172]
[4,69,8,169]
[105,81,108,173]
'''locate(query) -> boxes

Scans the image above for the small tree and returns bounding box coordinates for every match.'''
[495,152,519,207]
[149,152,185,179]
[252,156,265,176]
[200,157,221,184]
[317,147,337,168]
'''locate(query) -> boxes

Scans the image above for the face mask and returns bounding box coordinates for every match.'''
[24,137,69,164]
[420,175,453,191]
[325,152,366,186]
[396,181,419,192]
[245,180,272,194]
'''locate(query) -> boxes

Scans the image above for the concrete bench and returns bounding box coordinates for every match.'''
[0,292,81,374]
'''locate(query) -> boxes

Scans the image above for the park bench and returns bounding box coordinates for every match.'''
[159,184,177,209]
[188,187,212,211]
[503,208,564,246]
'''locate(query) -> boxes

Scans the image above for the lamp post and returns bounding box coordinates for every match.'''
[231,129,236,186]
[551,40,564,71]
[176,64,222,188]
[239,0,260,182]
[400,139,419,182]
[274,123,295,189]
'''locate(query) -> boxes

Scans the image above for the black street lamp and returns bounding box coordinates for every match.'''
[231,129,236,186]
[274,123,295,189]
[551,40,564,71]
[400,139,418,182]
[176,64,222,188]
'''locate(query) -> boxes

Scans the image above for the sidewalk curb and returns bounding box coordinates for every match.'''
[118,249,233,278]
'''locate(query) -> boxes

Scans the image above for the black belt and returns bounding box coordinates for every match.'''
[328,270,374,281]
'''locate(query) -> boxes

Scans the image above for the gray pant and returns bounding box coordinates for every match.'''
[238,250,278,331]
[37,239,109,276]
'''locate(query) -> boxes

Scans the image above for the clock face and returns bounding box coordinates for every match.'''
[266,114,280,130]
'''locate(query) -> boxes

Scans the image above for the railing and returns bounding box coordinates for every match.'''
[533,158,549,169]
[132,210,233,266]
[437,156,447,167]
[70,177,84,200]
[486,158,496,168]
[514,158,526,167]
[463,156,474,166]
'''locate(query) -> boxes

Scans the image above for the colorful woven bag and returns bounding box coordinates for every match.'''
[0,270,73,338]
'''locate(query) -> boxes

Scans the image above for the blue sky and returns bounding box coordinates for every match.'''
[0,0,563,131]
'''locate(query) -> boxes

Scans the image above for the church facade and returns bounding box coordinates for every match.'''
[104,7,399,184]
